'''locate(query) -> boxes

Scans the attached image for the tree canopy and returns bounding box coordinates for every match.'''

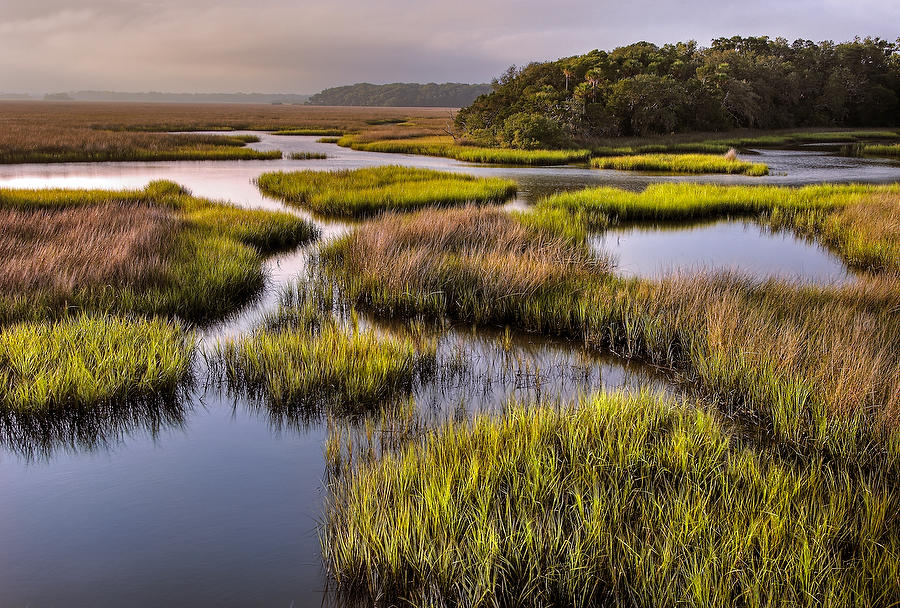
[307,82,492,107]
[455,36,900,147]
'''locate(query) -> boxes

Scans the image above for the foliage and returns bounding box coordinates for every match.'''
[307,82,492,107]
[456,36,900,145]
[255,166,517,217]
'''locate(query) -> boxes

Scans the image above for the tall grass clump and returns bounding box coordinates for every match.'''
[289,151,328,160]
[0,181,319,323]
[216,284,434,415]
[272,128,347,136]
[591,153,769,176]
[862,143,900,157]
[256,166,517,218]
[338,135,591,166]
[0,314,194,411]
[325,391,900,606]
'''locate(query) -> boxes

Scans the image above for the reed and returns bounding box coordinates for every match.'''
[215,284,434,415]
[318,199,900,465]
[0,314,194,411]
[0,181,319,324]
[272,128,347,136]
[338,135,591,166]
[591,153,769,176]
[324,391,900,606]
[255,166,517,218]
[289,152,328,160]
[863,143,900,157]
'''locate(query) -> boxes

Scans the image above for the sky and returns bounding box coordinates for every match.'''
[1,0,898,94]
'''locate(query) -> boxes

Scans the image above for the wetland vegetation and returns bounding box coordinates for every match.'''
[255,166,517,217]
[591,153,769,175]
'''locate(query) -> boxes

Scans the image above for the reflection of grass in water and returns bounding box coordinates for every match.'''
[324,391,900,606]
[0,314,194,412]
[256,166,517,218]
[0,393,189,461]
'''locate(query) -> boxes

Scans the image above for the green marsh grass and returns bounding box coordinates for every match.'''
[591,153,769,176]
[324,391,900,606]
[863,143,900,157]
[256,166,517,218]
[215,284,434,415]
[316,137,341,144]
[319,199,900,465]
[0,314,194,412]
[0,181,319,323]
[289,151,328,160]
[338,135,591,166]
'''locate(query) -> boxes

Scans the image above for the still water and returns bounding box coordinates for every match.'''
[0,133,894,606]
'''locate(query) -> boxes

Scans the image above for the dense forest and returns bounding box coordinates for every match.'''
[455,36,900,147]
[307,82,492,107]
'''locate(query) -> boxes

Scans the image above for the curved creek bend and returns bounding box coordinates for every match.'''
[0,133,895,606]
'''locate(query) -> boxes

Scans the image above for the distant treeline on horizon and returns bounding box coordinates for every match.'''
[456,35,900,147]
[36,91,312,104]
[306,82,492,107]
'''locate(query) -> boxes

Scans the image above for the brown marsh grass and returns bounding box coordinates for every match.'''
[0,203,177,293]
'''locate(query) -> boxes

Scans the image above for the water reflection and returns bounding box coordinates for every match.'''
[593,220,853,283]
[0,393,190,462]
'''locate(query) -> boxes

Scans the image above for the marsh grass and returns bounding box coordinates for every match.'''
[0,314,194,412]
[324,391,900,607]
[319,199,900,466]
[863,143,900,157]
[256,166,517,218]
[338,135,591,166]
[0,181,319,323]
[316,137,341,144]
[272,128,347,136]
[215,284,435,415]
[289,152,328,160]
[591,153,769,176]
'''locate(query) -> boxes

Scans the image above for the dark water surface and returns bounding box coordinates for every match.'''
[0,134,894,606]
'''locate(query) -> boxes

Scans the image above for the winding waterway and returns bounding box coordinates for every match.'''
[0,134,896,606]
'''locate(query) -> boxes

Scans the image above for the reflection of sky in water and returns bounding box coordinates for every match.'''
[0,133,894,606]
[593,220,852,284]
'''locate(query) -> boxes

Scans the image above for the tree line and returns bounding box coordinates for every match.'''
[307,82,492,107]
[454,36,900,148]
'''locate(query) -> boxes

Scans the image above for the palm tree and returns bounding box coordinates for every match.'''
[562,68,573,92]
[585,73,601,102]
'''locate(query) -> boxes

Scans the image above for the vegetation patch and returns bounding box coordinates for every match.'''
[325,391,900,606]
[0,181,319,324]
[319,195,900,467]
[863,143,900,157]
[215,285,434,415]
[256,166,517,218]
[0,314,194,412]
[316,137,341,144]
[338,135,591,166]
[271,128,347,136]
[591,153,769,175]
[289,151,328,160]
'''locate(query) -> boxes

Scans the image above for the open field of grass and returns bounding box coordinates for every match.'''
[338,135,592,166]
[325,391,900,607]
[215,284,434,415]
[0,101,455,164]
[0,314,194,412]
[256,166,517,218]
[591,153,769,176]
[0,181,319,324]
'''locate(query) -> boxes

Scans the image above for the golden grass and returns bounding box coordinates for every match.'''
[0,203,176,293]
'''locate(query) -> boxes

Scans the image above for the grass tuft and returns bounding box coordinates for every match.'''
[591,153,769,176]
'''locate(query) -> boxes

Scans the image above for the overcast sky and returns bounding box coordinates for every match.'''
[1,0,898,94]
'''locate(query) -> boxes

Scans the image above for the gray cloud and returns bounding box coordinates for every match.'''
[1,0,897,93]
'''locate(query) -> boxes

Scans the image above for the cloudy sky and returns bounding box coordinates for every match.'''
[1,0,898,94]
